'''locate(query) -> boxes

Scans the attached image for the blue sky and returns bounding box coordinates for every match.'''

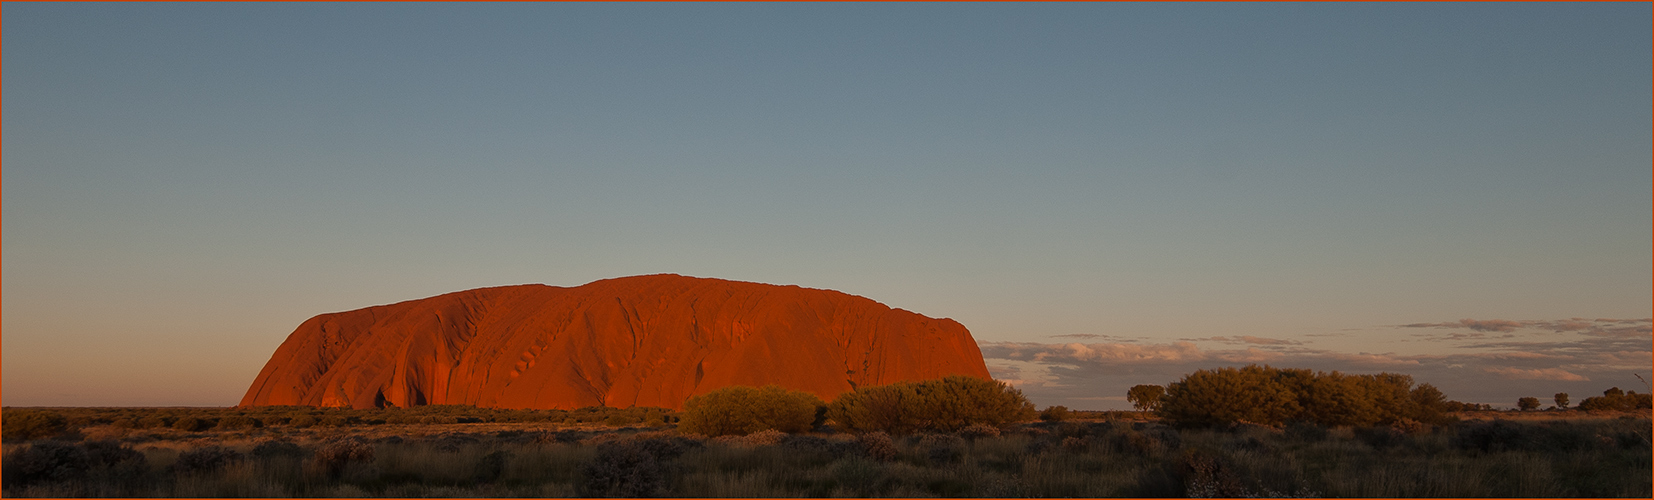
[4,3,1650,409]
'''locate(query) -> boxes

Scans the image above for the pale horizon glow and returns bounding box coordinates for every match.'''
[4,3,1650,410]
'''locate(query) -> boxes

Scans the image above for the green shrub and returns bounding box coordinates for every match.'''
[1159,366,1301,428]
[678,385,824,437]
[1159,365,1453,428]
[2,410,69,441]
[827,375,1035,434]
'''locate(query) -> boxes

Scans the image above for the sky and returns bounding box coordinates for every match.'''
[3,3,1650,410]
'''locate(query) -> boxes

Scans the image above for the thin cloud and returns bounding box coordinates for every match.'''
[1402,319,1523,332]
[1182,335,1303,346]
[1048,333,1141,342]
[1401,318,1652,338]
[1484,367,1590,382]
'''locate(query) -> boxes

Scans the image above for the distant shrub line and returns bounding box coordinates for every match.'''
[1,405,677,442]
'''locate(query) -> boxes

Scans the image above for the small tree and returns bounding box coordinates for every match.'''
[1126,384,1166,412]
[1517,397,1540,411]
[1554,392,1570,409]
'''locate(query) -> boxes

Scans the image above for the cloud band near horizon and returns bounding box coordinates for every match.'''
[982,318,1651,411]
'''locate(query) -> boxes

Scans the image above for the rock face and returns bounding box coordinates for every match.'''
[240,274,991,410]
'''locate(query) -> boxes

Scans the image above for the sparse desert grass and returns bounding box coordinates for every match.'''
[2,410,1648,497]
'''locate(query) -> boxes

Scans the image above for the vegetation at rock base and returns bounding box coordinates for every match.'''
[4,374,1650,497]
[1,412,1647,498]
[827,375,1037,434]
[676,385,824,437]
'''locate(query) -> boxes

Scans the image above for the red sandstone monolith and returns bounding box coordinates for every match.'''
[240,274,991,410]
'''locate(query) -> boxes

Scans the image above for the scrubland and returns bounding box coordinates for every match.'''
[2,408,1649,498]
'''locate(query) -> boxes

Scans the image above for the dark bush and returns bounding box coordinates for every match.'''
[433,434,481,452]
[312,437,375,478]
[475,450,510,483]
[678,385,825,437]
[779,434,855,457]
[1061,435,1091,452]
[319,415,351,427]
[1390,418,1428,435]
[172,446,244,474]
[1453,420,1529,453]
[81,440,145,468]
[1179,450,1248,498]
[1055,421,1095,439]
[858,432,898,462]
[1284,421,1328,442]
[215,415,259,430]
[957,423,1002,440]
[1107,429,1168,456]
[633,435,703,461]
[828,376,1035,434]
[579,443,666,497]
[604,414,633,427]
[1039,406,1071,422]
[1353,426,1406,450]
[3,411,69,441]
[136,416,169,429]
[81,440,148,482]
[919,434,966,464]
[2,441,90,487]
[251,439,306,459]
[171,417,211,432]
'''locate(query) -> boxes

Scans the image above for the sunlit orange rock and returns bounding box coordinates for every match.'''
[240,274,991,410]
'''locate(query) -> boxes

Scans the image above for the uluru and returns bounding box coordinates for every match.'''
[240,274,992,410]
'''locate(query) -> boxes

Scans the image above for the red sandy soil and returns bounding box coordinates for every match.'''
[241,274,990,410]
